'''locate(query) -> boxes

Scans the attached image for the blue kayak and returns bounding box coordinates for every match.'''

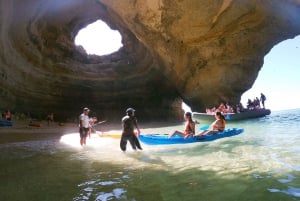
[139,128,244,145]
[0,120,14,127]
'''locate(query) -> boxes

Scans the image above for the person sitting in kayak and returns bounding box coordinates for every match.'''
[168,112,195,138]
[194,111,226,136]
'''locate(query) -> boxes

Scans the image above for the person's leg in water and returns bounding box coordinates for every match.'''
[128,135,137,151]
[133,135,142,150]
[120,135,128,151]
[80,128,84,146]
[80,128,88,146]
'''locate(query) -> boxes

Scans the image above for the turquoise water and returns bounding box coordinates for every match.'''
[1,109,300,201]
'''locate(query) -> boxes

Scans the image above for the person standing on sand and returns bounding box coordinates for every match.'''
[120,108,142,151]
[5,110,11,121]
[46,113,54,126]
[79,107,90,146]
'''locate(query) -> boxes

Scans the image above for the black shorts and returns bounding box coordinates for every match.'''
[79,127,89,138]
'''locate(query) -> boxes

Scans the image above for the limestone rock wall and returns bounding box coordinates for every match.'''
[0,0,300,120]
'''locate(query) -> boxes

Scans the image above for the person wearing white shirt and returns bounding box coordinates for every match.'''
[79,107,90,146]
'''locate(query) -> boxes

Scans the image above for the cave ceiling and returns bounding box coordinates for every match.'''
[0,0,300,120]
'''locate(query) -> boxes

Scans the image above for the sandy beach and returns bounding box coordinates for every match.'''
[0,120,121,144]
[0,119,182,144]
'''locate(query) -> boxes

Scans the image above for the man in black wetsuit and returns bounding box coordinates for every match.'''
[120,108,142,151]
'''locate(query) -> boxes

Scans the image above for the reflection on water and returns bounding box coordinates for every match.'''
[268,186,300,198]
[1,109,300,201]
[75,178,127,201]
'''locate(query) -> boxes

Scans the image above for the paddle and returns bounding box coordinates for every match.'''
[93,120,107,126]
[91,120,106,134]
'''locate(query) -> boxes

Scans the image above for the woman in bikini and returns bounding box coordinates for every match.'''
[168,112,195,138]
[195,111,226,136]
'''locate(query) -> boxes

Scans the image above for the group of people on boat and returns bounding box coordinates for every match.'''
[246,93,267,110]
[206,102,235,114]
[205,93,267,115]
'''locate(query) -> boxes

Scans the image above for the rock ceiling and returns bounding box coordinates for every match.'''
[0,0,300,120]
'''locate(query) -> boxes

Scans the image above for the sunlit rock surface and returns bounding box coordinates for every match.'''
[1,0,300,121]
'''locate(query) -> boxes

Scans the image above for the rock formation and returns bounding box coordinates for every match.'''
[0,0,300,121]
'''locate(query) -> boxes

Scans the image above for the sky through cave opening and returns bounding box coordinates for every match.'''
[185,36,300,113]
[241,35,300,111]
[75,20,122,56]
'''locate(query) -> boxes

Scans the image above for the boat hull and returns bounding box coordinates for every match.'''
[193,109,271,122]
[139,128,244,145]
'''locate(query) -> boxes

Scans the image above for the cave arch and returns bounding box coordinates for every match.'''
[1,0,300,121]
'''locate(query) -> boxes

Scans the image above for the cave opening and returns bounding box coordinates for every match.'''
[75,20,123,56]
[182,102,192,113]
[241,35,300,111]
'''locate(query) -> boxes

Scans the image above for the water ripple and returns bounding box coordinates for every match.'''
[268,186,300,198]
[95,188,127,201]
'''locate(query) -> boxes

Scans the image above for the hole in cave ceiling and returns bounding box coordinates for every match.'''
[75,20,123,56]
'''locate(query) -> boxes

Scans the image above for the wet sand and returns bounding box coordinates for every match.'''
[0,120,116,144]
[0,120,182,144]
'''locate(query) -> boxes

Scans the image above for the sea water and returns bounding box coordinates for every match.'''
[0,109,300,201]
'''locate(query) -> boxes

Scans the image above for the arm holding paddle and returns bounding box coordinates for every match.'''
[93,120,107,126]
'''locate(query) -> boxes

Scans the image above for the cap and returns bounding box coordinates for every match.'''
[83,107,90,111]
[126,108,135,114]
